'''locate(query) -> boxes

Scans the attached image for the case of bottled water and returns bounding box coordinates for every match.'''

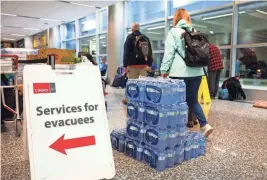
[111,77,207,172]
[127,101,145,123]
[143,146,168,171]
[110,129,126,153]
[126,119,146,143]
[126,79,146,102]
[126,78,186,105]
[184,132,206,161]
[144,125,168,151]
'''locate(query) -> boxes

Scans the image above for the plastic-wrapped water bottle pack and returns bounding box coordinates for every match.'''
[126,77,186,105]
[111,78,206,171]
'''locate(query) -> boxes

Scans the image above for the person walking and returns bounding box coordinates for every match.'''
[122,22,153,104]
[160,8,213,138]
[207,43,224,98]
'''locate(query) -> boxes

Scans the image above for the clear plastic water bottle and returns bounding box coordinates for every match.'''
[140,123,146,143]
[118,129,126,153]
[126,80,139,101]
[126,119,141,142]
[127,101,138,120]
[125,139,137,159]
[136,143,144,161]
[110,130,119,151]
[179,102,188,126]
[138,102,145,123]
[184,140,191,161]
[167,105,179,128]
[178,143,185,164]
[166,148,175,168]
[191,138,198,158]
[179,80,186,102]
[168,127,177,149]
[177,126,186,145]
[199,134,206,156]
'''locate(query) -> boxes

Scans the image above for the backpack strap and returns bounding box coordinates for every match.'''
[169,30,185,61]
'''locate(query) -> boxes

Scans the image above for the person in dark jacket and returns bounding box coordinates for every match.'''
[222,76,246,101]
[122,22,153,104]
[208,43,224,98]
[239,48,259,78]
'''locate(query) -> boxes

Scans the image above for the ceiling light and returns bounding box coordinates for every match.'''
[3,38,15,40]
[40,18,61,22]
[210,31,214,34]
[203,11,246,20]
[23,28,40,30]
[147,32,162,35]
[1,13,17,17]
[147,26,165,31]
[11,34,25,36]
[70,2,95,8]
[203,13,233,20]
[256,9,267,15]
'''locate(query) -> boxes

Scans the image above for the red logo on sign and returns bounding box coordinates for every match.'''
[33,83,51,94]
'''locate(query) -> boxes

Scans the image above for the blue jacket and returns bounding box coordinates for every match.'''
[160,19,205,77]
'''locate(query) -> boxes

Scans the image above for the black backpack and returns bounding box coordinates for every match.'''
[172,28,210,67]
[134,34,151,61]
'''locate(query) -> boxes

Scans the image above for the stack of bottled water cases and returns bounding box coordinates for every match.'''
[110,77,206,171]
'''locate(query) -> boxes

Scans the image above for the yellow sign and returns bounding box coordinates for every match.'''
[198,76,211,105]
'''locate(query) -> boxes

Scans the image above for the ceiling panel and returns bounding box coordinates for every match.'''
[45,4,95,21]
[12,1,64,18]
[1,1,22,13]
[1,27,35,35]
[0,0,121,41]
[2,16,60,29]
[73,1,120,8]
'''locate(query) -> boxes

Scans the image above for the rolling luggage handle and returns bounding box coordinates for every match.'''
[1,54,21,136]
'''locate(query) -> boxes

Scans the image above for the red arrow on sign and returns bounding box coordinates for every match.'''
[49,134,96,155]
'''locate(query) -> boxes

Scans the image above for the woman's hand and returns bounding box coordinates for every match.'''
[161,74,168,78]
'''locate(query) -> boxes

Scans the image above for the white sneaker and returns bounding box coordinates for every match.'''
[201,124,214,138]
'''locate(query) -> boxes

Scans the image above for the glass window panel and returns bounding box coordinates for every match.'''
[99,10,108,32]
[236,47,267,87]
[99,34,107,54]
[168,6,233,46]
[220,49,231,82]
[169,0,233,16]
[237,2,267,44]
[191,6,233,46]
[66,40,76,50]
[79,36,96,55]
[141,22,165,51]
[126,0,165,26]
[64,21,76,40]
[152,53,164,70]
[79,14,96,37]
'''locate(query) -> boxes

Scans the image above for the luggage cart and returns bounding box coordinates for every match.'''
[1,54,22,136]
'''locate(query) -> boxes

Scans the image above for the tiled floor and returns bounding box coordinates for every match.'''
[1,86,267,180]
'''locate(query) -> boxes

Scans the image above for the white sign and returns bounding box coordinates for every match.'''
[23,65,115,180]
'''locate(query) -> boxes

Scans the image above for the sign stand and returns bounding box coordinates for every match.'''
[23,64,115,180]
[198,76,211,105]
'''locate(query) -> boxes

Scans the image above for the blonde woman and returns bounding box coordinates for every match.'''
[160,8,213,137]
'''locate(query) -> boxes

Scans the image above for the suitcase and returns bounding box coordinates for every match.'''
[112,74,128,88]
